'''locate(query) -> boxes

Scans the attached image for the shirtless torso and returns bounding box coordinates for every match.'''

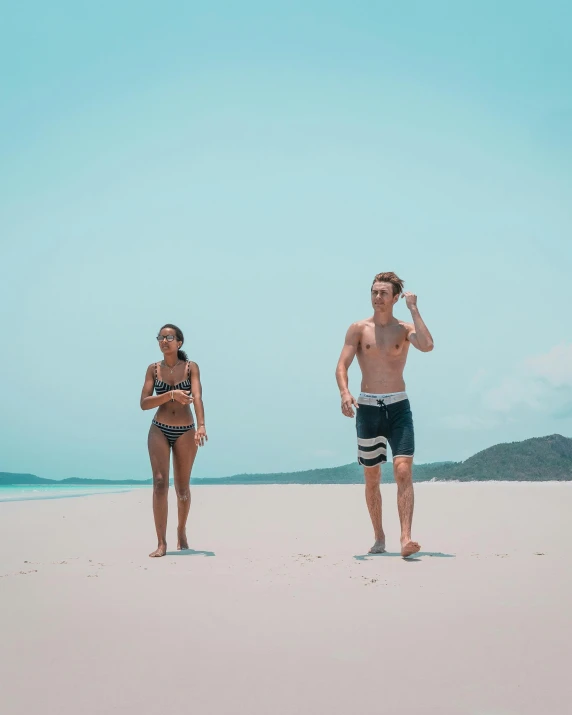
[354,318,412,394]
[336,281,433,407]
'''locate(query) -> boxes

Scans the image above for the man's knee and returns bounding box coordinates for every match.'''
[153,473,168,493]
[393,459,413,484]
[364,465,381,487]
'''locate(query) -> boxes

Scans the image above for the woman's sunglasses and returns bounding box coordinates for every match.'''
[156,335,176,342]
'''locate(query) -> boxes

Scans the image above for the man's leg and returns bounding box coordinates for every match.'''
[356,401,387,553]
[364,465,386,553]
[393,456,420,557]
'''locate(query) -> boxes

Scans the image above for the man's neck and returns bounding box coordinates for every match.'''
[372,308,395,327]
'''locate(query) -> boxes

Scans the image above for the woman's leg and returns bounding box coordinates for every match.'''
[171,429,198,550]
[148,424,171,557]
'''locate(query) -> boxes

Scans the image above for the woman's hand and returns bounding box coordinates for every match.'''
[195,425,208,447]
[172,390,194,405]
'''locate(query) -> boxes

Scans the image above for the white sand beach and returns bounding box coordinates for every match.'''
[1,483,571,715]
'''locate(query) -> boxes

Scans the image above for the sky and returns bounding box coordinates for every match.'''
[1,1,571,480]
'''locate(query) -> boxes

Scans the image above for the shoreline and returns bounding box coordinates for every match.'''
[1,479,571,504]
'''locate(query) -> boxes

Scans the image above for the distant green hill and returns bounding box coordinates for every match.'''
[0,473,47,485]
[1,434,570,486]
[0,462,457,486]
[193,460,458,485]
[441,433,572,481]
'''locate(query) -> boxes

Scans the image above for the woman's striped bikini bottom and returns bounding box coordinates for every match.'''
[152,420,195,447]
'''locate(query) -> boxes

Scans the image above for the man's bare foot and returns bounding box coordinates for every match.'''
[401,539,421,558]
[369,538,386,554]
[149,544,167,558]
[177,529,189,550]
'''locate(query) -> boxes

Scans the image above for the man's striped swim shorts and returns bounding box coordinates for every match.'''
[356,392,415,467]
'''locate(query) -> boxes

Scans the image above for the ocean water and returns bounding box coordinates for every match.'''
[0,484,149,503]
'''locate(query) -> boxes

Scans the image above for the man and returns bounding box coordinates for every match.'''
[336,272,434,557]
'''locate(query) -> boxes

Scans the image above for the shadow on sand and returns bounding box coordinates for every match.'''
[165,549,216,557]
[354,551,455,562]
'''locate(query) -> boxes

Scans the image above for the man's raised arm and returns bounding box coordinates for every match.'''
[336,323,361,418]
[402,292,434,353]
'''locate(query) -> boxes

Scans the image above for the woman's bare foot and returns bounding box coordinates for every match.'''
[369,538,386,554]
[149,543,167,558]
[401,539,421,558]
[177,528,189,550]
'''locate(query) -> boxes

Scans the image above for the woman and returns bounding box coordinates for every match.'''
[140,323,207,557]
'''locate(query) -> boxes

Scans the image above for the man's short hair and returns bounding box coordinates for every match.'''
[372,272,404,297]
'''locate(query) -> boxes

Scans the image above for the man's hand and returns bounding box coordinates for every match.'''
[341,392,359,418]
[401,291,418,311]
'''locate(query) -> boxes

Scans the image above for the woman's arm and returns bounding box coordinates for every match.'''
[190,362,208,446]
[190,362,205,426]
[140,364,173,410]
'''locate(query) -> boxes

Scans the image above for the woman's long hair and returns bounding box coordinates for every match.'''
[160,323,188,361]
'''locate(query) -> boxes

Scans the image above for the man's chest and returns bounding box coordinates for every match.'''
[360,326,408,358]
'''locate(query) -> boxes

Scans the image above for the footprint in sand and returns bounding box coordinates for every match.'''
[359,576,389,587]
[295,554,324,563]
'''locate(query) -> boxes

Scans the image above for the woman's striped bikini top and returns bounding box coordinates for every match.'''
[154,361,192,396]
